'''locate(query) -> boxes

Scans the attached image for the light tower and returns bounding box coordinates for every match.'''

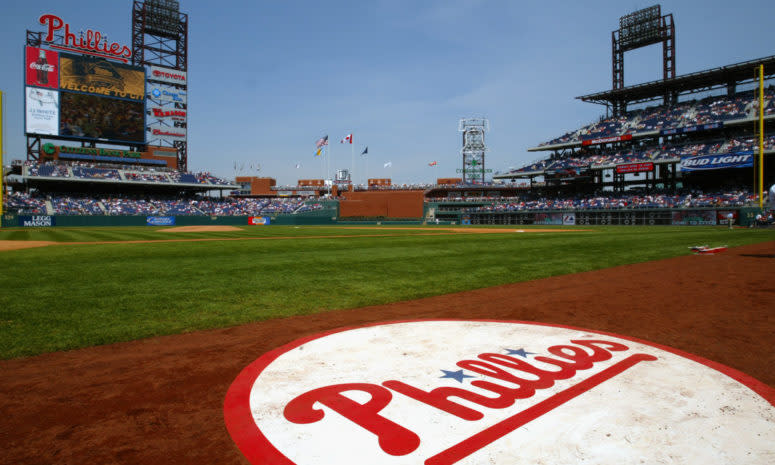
[458,118,489,184]
[611,5,675,115]
[132,0,189,170]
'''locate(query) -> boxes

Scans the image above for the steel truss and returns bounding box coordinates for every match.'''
[132,0,189,171]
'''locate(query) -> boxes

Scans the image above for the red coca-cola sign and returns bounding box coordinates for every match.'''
[25,47,59,89]
[39,14,132,63]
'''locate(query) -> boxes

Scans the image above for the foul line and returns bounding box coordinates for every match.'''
[425,353,658,465]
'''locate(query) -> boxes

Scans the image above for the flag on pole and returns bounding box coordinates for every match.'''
[315,135,329,148]
[315,146,325,157]
[341,133,353,144]
[295,162,302,169]
[384,161,392,168]
[428,161,437,166]
[361,146,368,156]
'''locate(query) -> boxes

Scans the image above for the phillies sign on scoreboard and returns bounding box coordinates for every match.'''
[38,14,132,63]
[224,320,775,465]
[147,65,187,85]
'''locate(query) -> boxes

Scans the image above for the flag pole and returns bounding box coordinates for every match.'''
[758,64,764,210]
[351,136,355,189]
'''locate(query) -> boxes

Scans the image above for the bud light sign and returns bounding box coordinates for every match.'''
[249,216,270,225]
[680,152,754,171]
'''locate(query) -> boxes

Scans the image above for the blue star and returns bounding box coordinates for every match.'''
[505,348,535,358]
[440,369,474,383]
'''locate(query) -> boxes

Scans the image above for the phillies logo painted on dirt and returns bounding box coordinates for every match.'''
[224,320,775,465]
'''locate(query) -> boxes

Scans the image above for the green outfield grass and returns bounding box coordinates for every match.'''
[0,224,773,359]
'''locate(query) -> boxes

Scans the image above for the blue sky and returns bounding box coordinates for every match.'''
[1,0,773,186]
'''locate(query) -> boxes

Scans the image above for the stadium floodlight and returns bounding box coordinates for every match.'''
[611,4,675,113]
[618,5,662,51]
[144,0,181,37]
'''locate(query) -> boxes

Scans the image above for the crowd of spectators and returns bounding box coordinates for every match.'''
[541,87,775,147]
[460,189,757,212]
[124,172,170,183]
[24,161,233,186]
[2,192,324,217]
[3,191,48,214]
[509,135,775,174]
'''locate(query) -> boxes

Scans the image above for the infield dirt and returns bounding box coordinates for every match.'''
[0,240,56,252]
[0,241,773,464]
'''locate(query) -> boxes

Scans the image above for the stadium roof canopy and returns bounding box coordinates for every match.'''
[577,55,775,107]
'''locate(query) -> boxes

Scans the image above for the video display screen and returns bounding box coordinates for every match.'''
[59,92,145,143]
[59,53,145,100]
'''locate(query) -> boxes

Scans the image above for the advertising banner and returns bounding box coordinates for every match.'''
[25,46,59,89]
[59,53,145,100]
[147,122,187,142]
[147,65,187,86]
[534,213,563,225]
[562,213,576,225]
[147,84,187,104]
[148,146,178,158]
[148,106,187,122]
[18,215,55,227]
[25,87,59,136]
[680,152,753,171]
[60,92,145,143]
[248,217,271,226]
[716,210,738,224]
[671,210,716,226]
[44,143,142,159]
[581,134,633,146]
[616,162,654,174]
[147,216,175,226]
[661,122,723,136]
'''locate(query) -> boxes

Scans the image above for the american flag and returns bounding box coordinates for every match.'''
[315,135,329,148]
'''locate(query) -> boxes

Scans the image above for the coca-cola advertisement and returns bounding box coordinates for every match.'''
[26,46,59,89]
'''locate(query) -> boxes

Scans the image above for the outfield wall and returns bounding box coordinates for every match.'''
[339,190,425,218]
[431,207,763,227]
[2,207,762,228]
[2,212,338,228]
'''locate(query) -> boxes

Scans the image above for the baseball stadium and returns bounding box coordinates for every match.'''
[1,2,774,464]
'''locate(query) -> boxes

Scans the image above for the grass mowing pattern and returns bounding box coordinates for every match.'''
[1,225,773,358]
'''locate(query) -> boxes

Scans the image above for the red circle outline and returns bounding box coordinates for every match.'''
[223,319,775,464]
